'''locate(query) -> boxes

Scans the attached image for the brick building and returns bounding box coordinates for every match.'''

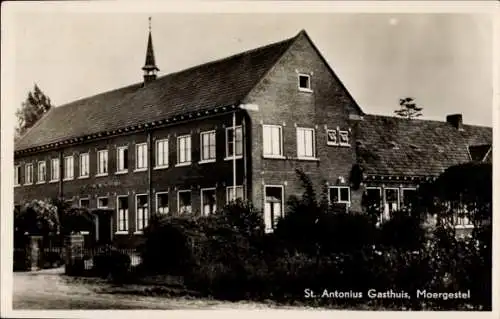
[14,28,491,247]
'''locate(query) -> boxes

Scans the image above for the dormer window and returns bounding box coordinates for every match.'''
[298,74,312,92]
[339,130,349,146]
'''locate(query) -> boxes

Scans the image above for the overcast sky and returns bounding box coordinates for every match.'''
[9,8,494,126]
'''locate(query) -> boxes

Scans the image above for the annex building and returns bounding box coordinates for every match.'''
[14,28,492,247]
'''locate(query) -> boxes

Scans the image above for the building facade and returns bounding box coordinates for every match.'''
[14,29,492,247]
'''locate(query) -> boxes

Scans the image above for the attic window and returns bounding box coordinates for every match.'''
[298,74,312,92]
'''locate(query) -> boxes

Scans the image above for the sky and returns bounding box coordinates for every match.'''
[8,6,494,126]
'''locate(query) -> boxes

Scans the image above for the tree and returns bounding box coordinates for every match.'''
[15,84,53,137]
[394,97,423,119]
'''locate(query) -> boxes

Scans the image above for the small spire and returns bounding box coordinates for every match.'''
[142,17,159,84]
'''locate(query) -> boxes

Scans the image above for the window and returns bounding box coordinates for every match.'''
[177,135,191,165]
[383,188,400,222]
[365,187,382,210]
[326,129,338,146]
[339,130,349,146]
[136,143,148,170]
[329,186,351,204]
[263,125,283,157]
[79,153,89,177]
[117,146,128,172]
[25,163,33,184]
[298,74,311,91]
[97,150,108,175]
[178,190,192,214]
[97,197,109,208]
[63,156,74,180]
[264,186,284,233]
[136,194,149,232]
[155,139,169,168]
[37,161,46,183]
[117,196,129,232]
[453,203,473,228]
[200,131,216,162]
[201,188,217,216]
[226,186,244,203]
[297,127,315,158]
[156,192,169,214]
[14,165,21,186]
[402,188,417,209]
[79,198,90,208]
[226,126,242,158]
[51,158,60,181]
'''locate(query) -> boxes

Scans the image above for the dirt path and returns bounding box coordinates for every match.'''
[12,267,280,310]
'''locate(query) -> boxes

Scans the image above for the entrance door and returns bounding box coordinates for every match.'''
[264,186,284,233]
[98,213,112,244]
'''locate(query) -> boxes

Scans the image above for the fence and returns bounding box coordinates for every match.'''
[13,244,142,271]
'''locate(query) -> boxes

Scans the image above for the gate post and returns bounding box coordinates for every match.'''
[27,235,43,271]
[64,233,85,275]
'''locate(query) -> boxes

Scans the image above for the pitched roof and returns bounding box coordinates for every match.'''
[352,114,492,177]
[15,32,299,152]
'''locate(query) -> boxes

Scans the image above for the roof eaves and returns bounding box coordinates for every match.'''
[14,104,239,156]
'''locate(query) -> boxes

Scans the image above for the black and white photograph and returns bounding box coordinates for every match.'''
[1,1,497,317]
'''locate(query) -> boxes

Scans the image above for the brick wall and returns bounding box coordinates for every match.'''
[14,112,247,247]
[243,32,362,212]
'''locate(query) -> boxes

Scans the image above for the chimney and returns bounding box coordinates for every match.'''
[446,114,463,131]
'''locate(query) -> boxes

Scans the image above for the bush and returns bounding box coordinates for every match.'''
[377,209,426,250]
[92,248,131,282]
[43,251,63,268]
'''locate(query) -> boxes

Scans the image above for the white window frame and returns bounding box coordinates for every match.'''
[339,130,350,147]
[177,190,192,214]
[135,142,148,171]
[14,165,21,186]
[50,158,60,182]
[298,73,312,92]
[156,191,169,215]
[116,195,129,234]
[326,129,338,146]
[200,187,217,216]
[365,187,382,205]
[263,185,285,233]
[25,163,33,185]
[200,130,216,164]
[116,145,129,174]
[154,139,169,169]
[79,197,90,208]
[225,126,243,160]
[262,124,284,159]
[401,187,417,207]
[79,153,90,178]
[296,127,316,159]
[96,149,109,176]
[37,161,46,184]
[226,185,245,203]
[63,156,74,181]
[176,135,192,167]
[97,196,109,208]
[135,194,149,233]
[328,186,351,205]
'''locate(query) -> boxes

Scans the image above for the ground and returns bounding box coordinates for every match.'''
[12,267,280,310]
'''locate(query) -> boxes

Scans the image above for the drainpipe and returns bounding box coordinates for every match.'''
[232,111,237,200]
[147,130,153,215]
[242,116,247,200]
[58,151,63,199]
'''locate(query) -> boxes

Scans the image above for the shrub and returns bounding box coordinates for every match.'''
[43,251,63,268]
[377,209,426,250]
[92,248,131,282]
